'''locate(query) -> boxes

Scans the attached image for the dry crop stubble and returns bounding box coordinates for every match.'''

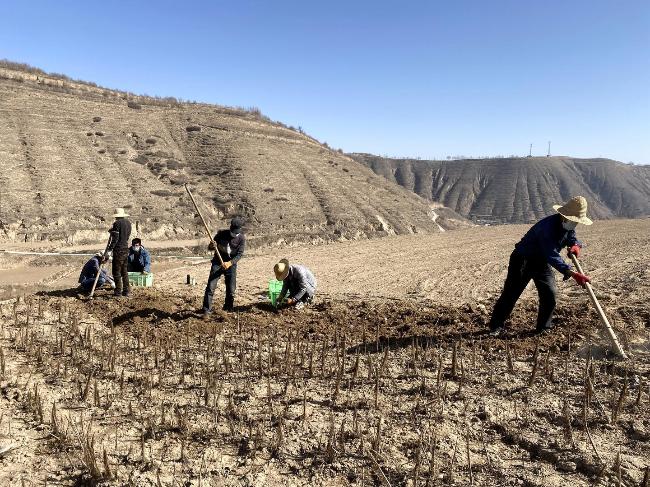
[0,220,648,485]
[0,285,648,486]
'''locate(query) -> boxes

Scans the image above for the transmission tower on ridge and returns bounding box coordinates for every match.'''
[528,143,532,158]
[547,141,551,157]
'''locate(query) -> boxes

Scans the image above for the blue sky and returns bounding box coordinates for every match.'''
[1,0,648,163]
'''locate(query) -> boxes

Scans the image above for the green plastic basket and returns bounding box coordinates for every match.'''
[268,279,284,306]
[128,272,154,287]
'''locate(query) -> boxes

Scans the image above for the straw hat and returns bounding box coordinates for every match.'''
[553,196,593,226]
[274,258,290,281]
[113,208,129,218]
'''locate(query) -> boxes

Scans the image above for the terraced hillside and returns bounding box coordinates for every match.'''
[0,65,468,245]
[352,153,650,224]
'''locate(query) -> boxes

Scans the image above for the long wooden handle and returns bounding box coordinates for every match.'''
[184,184,225,266]
[570,254,627,360]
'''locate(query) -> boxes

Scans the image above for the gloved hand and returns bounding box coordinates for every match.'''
[208,241,216,251]
[222,261,232,270]
[286,298,295,306]
[571,271,591,287]
[141,271,149,275]
[567,245,581,258]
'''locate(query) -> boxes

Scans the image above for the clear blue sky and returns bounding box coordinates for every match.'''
[1,0,649,163]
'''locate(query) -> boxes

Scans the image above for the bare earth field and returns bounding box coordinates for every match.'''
[0,220,649,486]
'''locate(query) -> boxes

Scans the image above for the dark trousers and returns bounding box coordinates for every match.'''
[202,261,237,312]
[112,249,130,295]
[489,250,557,331]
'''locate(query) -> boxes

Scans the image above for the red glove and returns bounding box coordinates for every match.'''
[571,271,591,287]
[568,245,581,258]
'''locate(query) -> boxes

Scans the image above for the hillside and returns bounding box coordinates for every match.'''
[0,64,468,246]
[351,153,650,224]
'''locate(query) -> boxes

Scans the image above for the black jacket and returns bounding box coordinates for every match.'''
[212,229,245,264]
[108,218,132,251]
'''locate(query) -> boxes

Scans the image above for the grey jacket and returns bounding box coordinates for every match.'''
[279,264,317,302]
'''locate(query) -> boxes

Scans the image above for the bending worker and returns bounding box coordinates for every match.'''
[201,217,246,316]
[274,259,317,309]
[127,238,151,274]
[78,251,115,292]
[489,196,592,336]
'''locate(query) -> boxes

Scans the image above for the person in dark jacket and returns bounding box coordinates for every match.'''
[201,217,246,316]
[108,208,132,297]
[127,238,151,273]
[489,196,593,336]
[274,259,317,309]
[78,252,115,292]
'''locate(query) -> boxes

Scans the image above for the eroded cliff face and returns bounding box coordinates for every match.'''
[352,153,650,224]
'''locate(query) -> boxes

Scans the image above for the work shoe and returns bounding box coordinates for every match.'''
[201,309,211,320]
[113,290,122,297]
[535,324,555,334]
[122,291,130,297]
[488,327,505,338]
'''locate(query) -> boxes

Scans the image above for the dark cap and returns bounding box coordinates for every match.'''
[230,217,244,232]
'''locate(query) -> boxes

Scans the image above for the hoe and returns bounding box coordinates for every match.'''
[184,184,226,268]
[571,254,628,360]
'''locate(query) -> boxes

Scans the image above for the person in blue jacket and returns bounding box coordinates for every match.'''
[79,251,115,292]
[127,238,151,273]
[489,196,593,336]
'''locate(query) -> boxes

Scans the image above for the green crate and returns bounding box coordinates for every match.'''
[268,279,284,306]
[128,272,154,287]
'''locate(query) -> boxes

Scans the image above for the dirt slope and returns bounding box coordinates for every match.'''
[351,153,650,224]
[0,65,468,245]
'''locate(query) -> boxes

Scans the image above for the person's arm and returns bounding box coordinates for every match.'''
[230,236,245,265]
[143,248,151,272]
[278,279,289,303]
[566,230,583,257]
[535,226,571,275]
[107,222,118,251]
[91,257,101,277]
[291,267,309,302]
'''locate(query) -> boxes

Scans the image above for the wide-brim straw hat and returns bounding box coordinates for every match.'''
[113,208,129,218]
[274,258,290,281]
[553,196,593,225]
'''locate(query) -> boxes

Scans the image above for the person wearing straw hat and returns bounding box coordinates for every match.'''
[274,259,317,310]
[78,251,115,292]
[108,208,132,297]
[201,216,246,316]
[489,196,592,336]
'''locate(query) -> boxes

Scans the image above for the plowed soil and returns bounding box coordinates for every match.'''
[0,220,649,486]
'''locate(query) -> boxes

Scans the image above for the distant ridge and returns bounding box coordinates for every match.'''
[351,153,650,224]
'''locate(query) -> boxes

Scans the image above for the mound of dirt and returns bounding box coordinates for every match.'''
[351,153,650,224]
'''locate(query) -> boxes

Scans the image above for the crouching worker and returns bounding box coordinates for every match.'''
[274,259,317,310]
[201,217,246,317]
[489,196,592,336]
[78,251,115,292]
[127,238,151,274]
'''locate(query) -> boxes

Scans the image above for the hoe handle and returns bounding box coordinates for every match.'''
[570,254,627,360]
[184,184,225,267]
